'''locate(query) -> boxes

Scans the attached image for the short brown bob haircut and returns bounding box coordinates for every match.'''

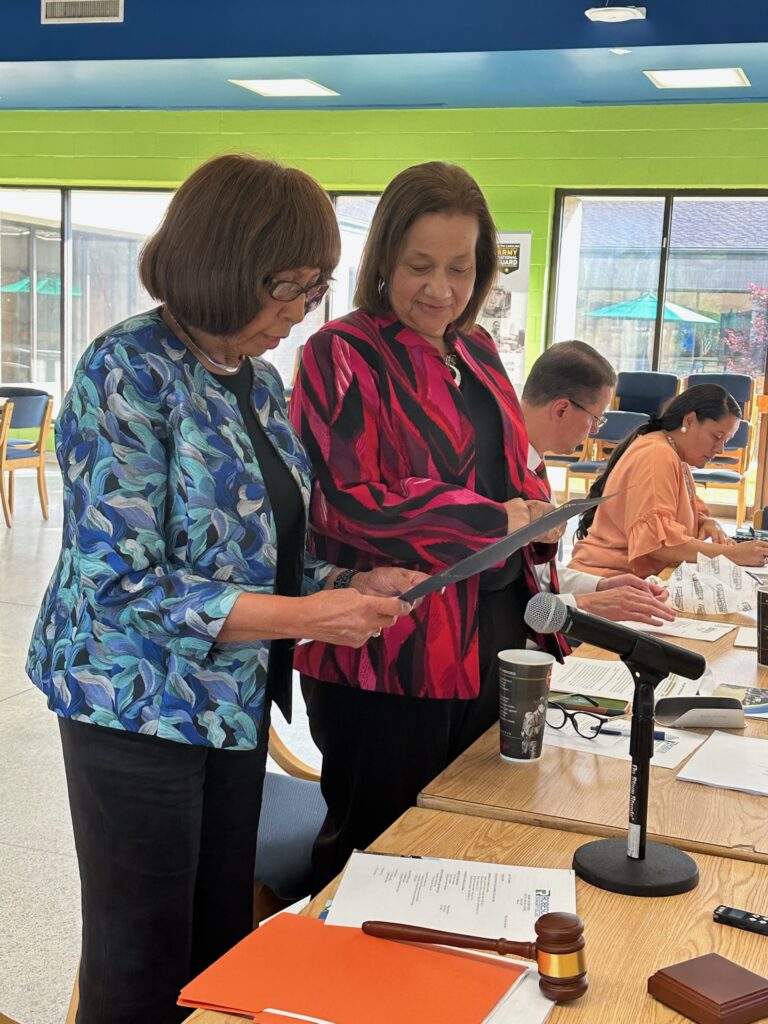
[354,161,498,331]
[140,153,340,335]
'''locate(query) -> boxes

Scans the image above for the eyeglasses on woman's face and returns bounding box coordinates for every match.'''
[569,398,608,435]
[546,700,609,739]
[264,276,329,313]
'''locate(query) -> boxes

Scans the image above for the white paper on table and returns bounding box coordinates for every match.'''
[550,657,701,702]
[665,554,757,615]
[614,618,736,642]
[484,968,554,1024]
[734,627,758,648]
[324,850,576,942]
[676,730,768,796]
[544,723,707,769]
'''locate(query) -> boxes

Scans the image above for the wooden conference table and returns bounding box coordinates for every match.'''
[188,807,768,1024]
[419,608,768,863]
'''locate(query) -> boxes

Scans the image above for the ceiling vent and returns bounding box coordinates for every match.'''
[41,0,124,24]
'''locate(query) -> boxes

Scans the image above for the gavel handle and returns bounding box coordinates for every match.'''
[361,920,537,961]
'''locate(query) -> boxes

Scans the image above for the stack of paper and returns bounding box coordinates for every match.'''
[179,913,531,1024]
[614,618,735,642]
[676,731,768,797]
[550,658,701,702]
[325,851,576,940]
[545,723,707,769]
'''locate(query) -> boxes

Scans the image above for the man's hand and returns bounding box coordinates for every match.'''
[576,584,675,625]
[596,572,671,604]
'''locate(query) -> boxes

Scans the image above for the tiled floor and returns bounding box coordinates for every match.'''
[0,467,319,1024]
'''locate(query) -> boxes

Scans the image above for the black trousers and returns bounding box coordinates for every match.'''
[301,585,527,894]
[59,717,270,1024]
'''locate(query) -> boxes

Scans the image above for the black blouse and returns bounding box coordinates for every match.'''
[215,361,304,717]
[456,355,523,590]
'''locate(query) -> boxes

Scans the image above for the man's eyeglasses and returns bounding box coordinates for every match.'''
[569,398,608,434]
[546,698,609,740]
[265,277,329,313]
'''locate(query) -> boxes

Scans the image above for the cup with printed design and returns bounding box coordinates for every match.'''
[498,649,554,762]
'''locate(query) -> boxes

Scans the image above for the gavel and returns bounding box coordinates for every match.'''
[362,911,587,1002]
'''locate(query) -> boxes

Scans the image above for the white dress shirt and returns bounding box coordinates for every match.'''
[527,443,599,608]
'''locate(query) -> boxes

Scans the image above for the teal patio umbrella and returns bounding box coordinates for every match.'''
[587,292,716,324]
[0,275,82,296]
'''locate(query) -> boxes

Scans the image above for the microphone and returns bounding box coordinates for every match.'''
[524,592,706,681]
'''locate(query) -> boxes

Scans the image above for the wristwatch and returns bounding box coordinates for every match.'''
[332,568,361,589]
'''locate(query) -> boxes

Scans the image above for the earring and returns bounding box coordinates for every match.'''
[377,278,386,297]
[681,426,688,434]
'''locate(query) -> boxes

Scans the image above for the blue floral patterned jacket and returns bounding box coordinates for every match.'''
[26,308,334,749]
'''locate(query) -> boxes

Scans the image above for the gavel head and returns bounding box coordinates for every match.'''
[534,911,588,1001]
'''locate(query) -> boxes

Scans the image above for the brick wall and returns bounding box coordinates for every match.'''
[2,104,768,359]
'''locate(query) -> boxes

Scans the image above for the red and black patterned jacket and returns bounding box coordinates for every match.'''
[290,309,564,699]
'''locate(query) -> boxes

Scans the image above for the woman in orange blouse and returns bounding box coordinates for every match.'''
[570,384,768,577]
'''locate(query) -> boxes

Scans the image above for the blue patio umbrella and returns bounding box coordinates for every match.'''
[587,293,716,324]
[0,275,82,296]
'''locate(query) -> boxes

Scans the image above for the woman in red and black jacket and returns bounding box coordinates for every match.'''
[290,162,567,892]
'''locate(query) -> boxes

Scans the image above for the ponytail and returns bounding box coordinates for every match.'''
[574,384,741,540]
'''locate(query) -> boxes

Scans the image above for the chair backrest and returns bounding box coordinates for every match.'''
[684,373,755,418]
[614,371,680,417]
[592,410,649,445]
[0,402,14,451]
[5,394,50,430]
[754,507,768,531]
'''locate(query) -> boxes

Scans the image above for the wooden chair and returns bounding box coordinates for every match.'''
[563,411,649,500]
[613,370,680,417]
[66,724,324,1019]
[0,402,13,528]
[685,372,756,420]
[0,391,54,527]
[0,1013,24,1023]
[692,418,753,526]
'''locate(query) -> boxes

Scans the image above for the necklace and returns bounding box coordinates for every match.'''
[164,307,244,375]
[664,432,696,503]
[443,352,462,387]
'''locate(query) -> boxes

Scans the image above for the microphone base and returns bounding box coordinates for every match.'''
[573,838,699,897]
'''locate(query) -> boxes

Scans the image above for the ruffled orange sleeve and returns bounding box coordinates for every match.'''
[624,443,698,569]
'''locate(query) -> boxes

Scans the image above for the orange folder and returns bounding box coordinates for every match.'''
[179,913,528,1024]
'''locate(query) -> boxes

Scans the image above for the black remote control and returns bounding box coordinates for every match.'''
[714,905,768,936]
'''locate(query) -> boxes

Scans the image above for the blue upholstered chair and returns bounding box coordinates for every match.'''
[563,411,649,500]
[614,371,680,417]
[0,386,54,527]
[253,726,326,921]
[685,373,755,419]
[691,418,752,526]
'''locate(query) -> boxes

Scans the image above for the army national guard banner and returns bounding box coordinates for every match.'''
[478,231,531,393]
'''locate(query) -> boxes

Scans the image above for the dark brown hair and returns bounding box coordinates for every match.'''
[575,384,741,539]
[140,154,340,335]
[354,161,498,331]
[522,340,617,408]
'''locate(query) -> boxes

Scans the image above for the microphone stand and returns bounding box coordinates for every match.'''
[571,634,700,897]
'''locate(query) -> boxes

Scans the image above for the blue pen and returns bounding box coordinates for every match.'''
[601,725,666,741]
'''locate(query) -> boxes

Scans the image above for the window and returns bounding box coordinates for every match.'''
[550,191,768,391]
[0,190,62,395]
[70,191,171,380]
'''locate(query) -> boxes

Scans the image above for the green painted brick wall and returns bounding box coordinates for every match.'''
[2,104,768,366]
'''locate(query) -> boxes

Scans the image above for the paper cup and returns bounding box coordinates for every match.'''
[498,649,554,762]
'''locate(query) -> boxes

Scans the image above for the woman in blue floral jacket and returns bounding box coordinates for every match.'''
[26,154,423,1024]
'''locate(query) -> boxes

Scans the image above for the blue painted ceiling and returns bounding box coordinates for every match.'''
[2,0,768,109]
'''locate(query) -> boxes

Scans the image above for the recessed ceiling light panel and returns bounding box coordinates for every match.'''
[643,67,751,89]
[585,6,646,22]
[610,47,632,55]
[229,78,339,98]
